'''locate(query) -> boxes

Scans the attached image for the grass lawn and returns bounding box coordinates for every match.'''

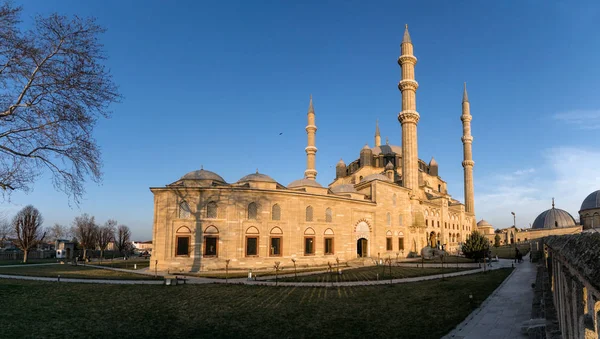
[417,255,475,263]
[0,258,61,266]
[95,259,150,270]
[0,264,159,280]
[491,244,531,259]
[0,268,512,339]
[276,266,474,283]
[188,265,337,279]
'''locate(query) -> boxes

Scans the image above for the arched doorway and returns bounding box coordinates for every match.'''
[357,238,368,258]
[429,231,437,248]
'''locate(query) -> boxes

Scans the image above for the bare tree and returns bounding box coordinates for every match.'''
[48,223,69,242]
[72,213,97,259]
[0,2,121,202]
[115,224,132,257]
[96,219,116,259]
[13,205,46,263]
[0,218,13,242]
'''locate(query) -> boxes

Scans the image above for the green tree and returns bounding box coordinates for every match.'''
[462,231,489,261]
[494,234,501,248]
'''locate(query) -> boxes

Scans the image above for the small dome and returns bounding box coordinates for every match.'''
[429,157,438,167]
[581,190,600,211]
[360,173,392,183]
[477,219,492,227]
[288,178,323,188]
[372,144,402,155]
[181,169,226,183]
[336,158,346,167]
[237,172,277,183]
[385,161,394,170]
[532,207,577,229]
[330,184,358,194]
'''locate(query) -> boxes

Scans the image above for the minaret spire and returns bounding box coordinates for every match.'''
[374,119,381,147]
[304,95,317,180]
[461,83,475,215]
[397,24,420,190]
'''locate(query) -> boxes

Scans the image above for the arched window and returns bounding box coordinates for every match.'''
[437,221,440,228]
[204,226,219,257]
[386,212,391,226]
[206,201,217,219]
[179,201,191,219]
[438,184,441,192]
[248,202,257,220]
[306,206,313,222]
[325,208,332,223]
[272,204,281,221]
[425,219,428,227]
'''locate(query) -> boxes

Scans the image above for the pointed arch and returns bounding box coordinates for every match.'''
[271,203,281,221]
[270,226,283,234]
[179,201,191,219]
[246,226,260,234]
[206,201,217,219]
[305,206,314,222]
[204,225,219,234]
[176,226,191,233]
[325,208,333,223]
[248,202,258,220]
[386,230,393,236]
[304,227,315,235]
[324,228,334,235]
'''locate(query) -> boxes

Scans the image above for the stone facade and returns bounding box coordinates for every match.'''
[543,233,600,338]
[150,26,476,272]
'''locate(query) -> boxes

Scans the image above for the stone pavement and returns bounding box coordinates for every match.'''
[443,254,536,339]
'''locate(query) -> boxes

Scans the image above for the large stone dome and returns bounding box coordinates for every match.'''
[181,169,226,183]
[237,172,277,183]
[580,190,600,211]
[477,219,493,227]
[330,184,358,194]
[532,206,577,229]
[372,144,402,155]
[288,178,323,188]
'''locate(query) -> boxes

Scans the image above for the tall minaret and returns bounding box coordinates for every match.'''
[304,95,318,180]
[374,119,381,147]
[461,83,475,214]
[397,24,420,190]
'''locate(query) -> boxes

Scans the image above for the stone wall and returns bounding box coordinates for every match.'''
[543,232,600,338]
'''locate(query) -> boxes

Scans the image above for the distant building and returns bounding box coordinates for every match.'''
[132,241,152,252]
[55,239,75,259]
[579,190,600,229]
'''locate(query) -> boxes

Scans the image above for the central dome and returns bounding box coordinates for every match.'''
[532,206,577,229]
[372,144,402,155]
[581,190,600,211]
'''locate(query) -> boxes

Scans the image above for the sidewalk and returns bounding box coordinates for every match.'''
[443,255,536,339]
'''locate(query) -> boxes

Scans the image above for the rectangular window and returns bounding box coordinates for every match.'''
[304,237,315,255]
[324,238,334,255]
[176,236,190,256]
[270,237,282,256]
[398,237,405,251]
[386,237,393,251]
[204,236,218,257]
[246,236,259,257]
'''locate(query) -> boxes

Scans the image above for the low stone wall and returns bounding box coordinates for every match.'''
[543,232,600,338]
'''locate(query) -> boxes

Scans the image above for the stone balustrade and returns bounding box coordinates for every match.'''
[543,232,600,338]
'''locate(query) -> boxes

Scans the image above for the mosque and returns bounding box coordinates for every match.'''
[149,26,479,272]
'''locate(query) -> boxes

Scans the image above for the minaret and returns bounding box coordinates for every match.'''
[397,24,420,190]
[374,119,381,147]
[304,95,318,180]
[461,83,475,214]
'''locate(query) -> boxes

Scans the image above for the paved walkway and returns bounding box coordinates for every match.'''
[443,255,536,339]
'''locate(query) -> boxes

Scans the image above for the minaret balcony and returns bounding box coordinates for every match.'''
[397,54,417,65]
[398,79,419,91]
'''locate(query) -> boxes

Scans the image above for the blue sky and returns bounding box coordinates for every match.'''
[4,0,600,239]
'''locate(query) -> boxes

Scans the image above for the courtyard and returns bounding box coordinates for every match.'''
[0,268,511,338]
